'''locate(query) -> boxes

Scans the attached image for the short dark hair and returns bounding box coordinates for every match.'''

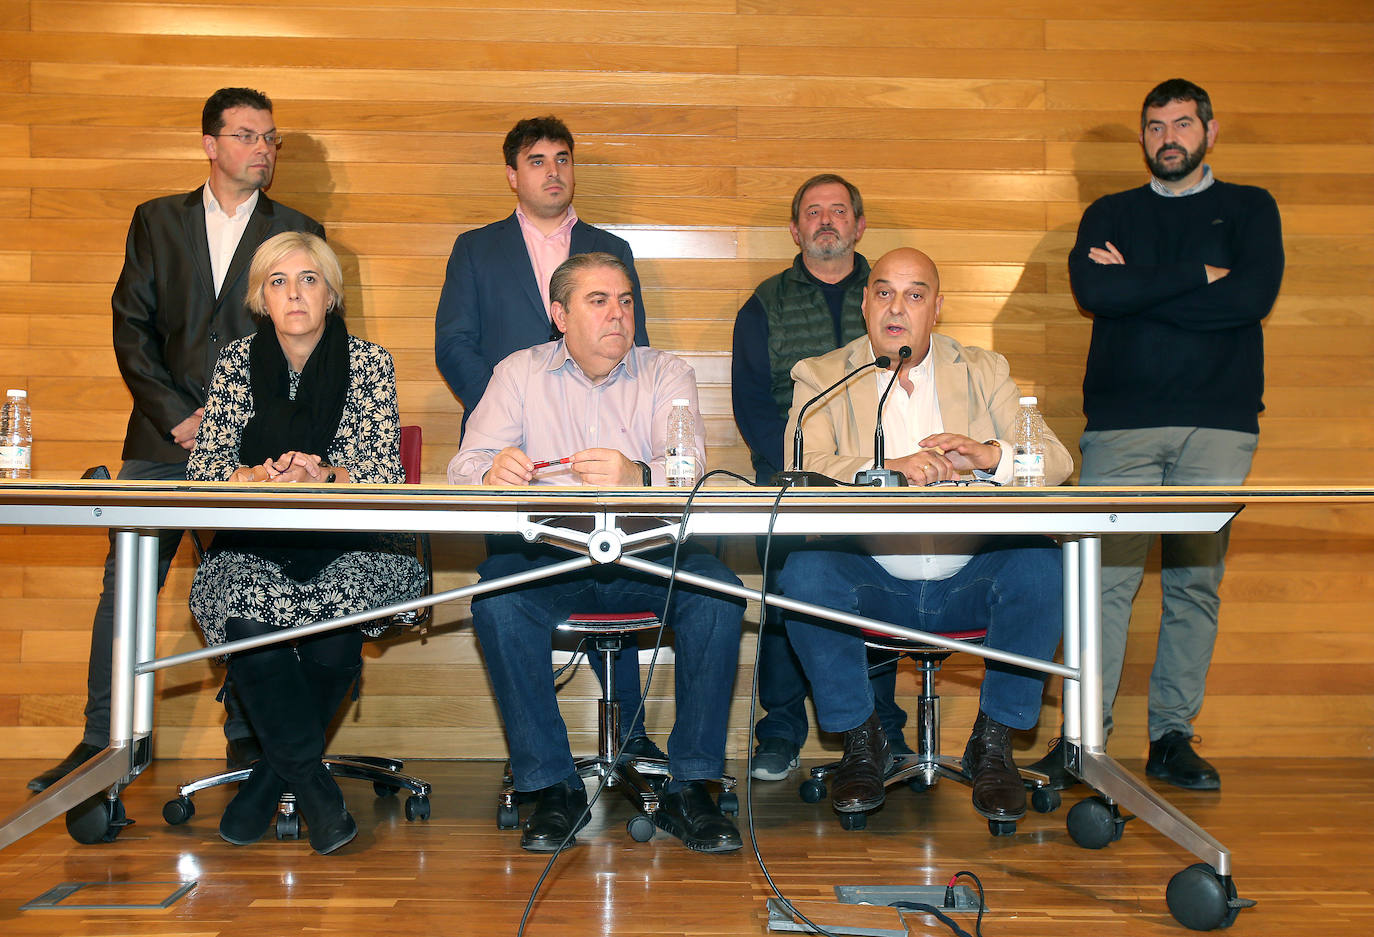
[1140,78,1213,131]
[502,116,575,169]
[202,87,273,136]
[549,252,631,311]
[790,173,864,225]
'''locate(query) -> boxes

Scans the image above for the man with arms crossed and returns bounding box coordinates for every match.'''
[1029,78,1283,792]
[29,88,324,790]
[777,247,1071,824]
[449,253,744,854]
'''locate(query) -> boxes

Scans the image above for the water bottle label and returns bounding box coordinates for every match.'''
[1013,452,1043,476]
[0,445,30,470]
[666,450,697,483]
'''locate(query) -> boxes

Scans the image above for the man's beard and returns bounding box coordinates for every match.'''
[802,229,854,261]
[1147,139,1206,182]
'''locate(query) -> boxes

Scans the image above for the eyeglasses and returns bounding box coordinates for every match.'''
[215,131,283,147]
[926,478,1002,487]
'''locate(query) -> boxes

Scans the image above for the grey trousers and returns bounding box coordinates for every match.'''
[1080,426,1257,741]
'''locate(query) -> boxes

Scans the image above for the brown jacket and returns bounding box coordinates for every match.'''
[783,334,1073,485]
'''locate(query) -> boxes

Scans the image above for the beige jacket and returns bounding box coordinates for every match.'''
[782,334,1073,485]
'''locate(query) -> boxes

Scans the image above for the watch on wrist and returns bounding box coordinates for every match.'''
[980,439,1002,473]
[324,469,337,484]
[633,461,652,486]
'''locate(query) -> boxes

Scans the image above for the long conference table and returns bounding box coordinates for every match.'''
[1,479,1367,928]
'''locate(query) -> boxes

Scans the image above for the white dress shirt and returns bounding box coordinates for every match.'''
[202,184,260,296]
[862,344,1012,581]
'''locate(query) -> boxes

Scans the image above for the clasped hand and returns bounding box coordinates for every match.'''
[486,447,641,487]
[230,451,326,484]
[888,433,999,486]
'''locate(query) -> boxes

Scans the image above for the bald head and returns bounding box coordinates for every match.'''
[862,248,944,366]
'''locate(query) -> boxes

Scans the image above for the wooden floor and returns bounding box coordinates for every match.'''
[0,757,1369,936]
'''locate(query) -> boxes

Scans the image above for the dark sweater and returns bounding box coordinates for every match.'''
[1070,180,1284,434]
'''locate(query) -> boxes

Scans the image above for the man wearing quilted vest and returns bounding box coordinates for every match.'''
[730,174,909,782]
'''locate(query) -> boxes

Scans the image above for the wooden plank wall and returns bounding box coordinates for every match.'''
[0,0,1371,764]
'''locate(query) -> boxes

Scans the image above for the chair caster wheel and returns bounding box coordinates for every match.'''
[1031,787,1062,813]
[404,794,430,821]
[799,779,826,803]
[837,811,867,831]
[988,818,1017,836]
[1067,796,1125,849]
[1166,862,1252,931]
[66,793,130,844]
[718,791,739,816]
[374,781,401,798]
[162,796,195,826]
[276,812,301,840]
[627,814,655,842]
[497,803,520,830]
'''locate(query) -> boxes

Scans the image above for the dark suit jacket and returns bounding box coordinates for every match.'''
[433,212,649,417]
[111,187,324,463]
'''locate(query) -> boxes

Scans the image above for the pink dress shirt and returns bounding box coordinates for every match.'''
[448,340,705,487]
[515,205,579,316]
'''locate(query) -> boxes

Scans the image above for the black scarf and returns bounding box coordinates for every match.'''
[210,314,373,580]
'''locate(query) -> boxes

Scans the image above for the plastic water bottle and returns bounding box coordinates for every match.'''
[0,389,32,479]
[665,398,698,487]
[1012,395,1046,488]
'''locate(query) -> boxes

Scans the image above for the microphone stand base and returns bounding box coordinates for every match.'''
[771,471,840,488]
[853,469,908,487]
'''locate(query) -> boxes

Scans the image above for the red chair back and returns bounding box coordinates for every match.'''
[399,425,421,484]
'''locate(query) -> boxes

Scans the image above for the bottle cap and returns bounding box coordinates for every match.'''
[6,389,25,398]
[1018,396,1037,406]
[672,398,689,406]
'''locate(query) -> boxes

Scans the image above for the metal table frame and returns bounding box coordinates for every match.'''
[3,480,1349,895]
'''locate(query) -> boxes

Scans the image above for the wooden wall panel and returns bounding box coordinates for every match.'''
[0,1,1370,767]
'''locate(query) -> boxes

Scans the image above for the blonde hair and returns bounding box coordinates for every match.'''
[245,231,344,317]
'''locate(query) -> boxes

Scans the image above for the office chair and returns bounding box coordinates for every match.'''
[798,627,1060,835]
[496,611,739,842]
[162,425,434,837]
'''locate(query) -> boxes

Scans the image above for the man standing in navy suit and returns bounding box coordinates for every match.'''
[435,116,649,423]
[434,115,656,758]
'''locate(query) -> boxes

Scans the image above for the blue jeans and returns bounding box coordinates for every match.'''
[472,540,744,792]
[753,536,908,749]
[1081,426,1257,739]
[778,537,1063,734]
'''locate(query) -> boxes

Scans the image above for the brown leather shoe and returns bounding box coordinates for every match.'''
[961,711,1027,821]
[831,711,891,813]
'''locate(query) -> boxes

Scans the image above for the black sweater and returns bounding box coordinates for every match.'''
[1070,180,1284,434]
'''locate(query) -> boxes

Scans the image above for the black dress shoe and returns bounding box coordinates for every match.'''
[961,711,1027,821]
[219,762,287,846]
[831,711,891,814]
[1024,737,1080,791]
[1146,731,1220,790]
[27,741,103,792]
[653,781,742,853]
[520,781,590,853]
[225,737,263,772]
[618,735,667,761]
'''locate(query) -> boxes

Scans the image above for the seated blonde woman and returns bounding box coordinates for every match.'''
[187,231,425,854]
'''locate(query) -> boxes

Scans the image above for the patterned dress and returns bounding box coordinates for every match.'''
[187,332,426,646]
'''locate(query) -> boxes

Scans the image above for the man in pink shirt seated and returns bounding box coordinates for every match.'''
[449,252,745,854]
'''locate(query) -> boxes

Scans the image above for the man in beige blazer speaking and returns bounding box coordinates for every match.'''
[775,247,1072,828]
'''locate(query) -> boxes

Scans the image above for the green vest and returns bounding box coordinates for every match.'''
[755,253,870,419]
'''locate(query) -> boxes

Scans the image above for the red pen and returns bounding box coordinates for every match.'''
[531,456,573,471]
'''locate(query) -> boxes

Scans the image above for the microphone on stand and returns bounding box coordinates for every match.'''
[772,354,891,487]
[855,345,912,487]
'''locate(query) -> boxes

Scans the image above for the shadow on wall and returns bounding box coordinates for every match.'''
[994,124,1138,477]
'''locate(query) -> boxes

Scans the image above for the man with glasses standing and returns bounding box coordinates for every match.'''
[27,87,325,792]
